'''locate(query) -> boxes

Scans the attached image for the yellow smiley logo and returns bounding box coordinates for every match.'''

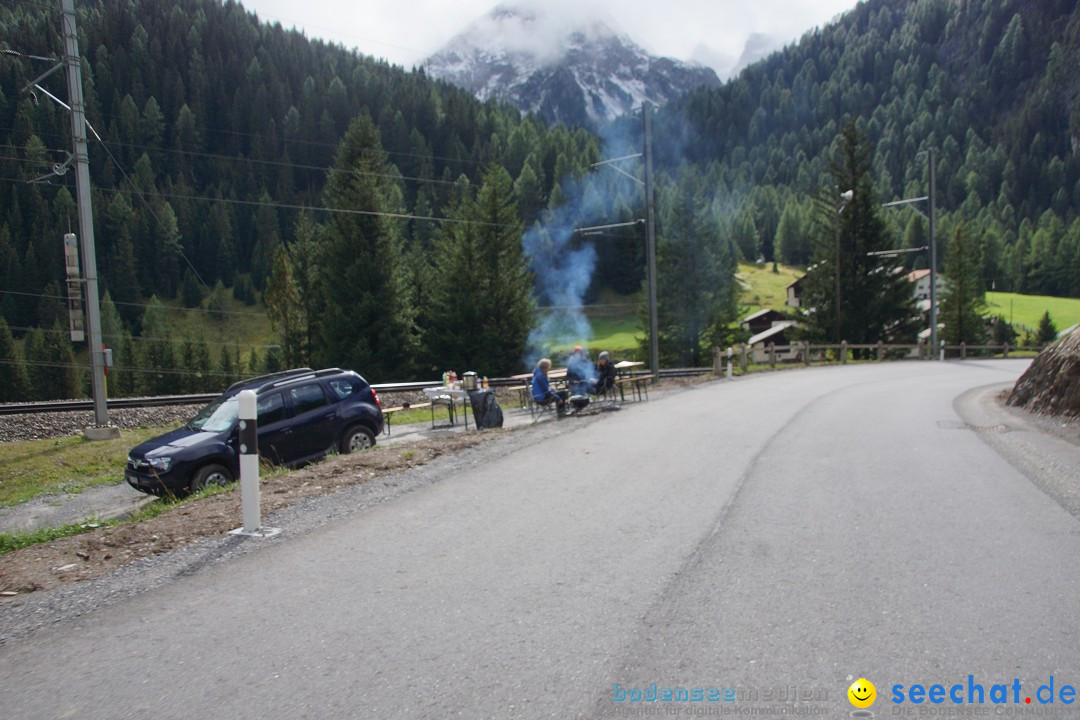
[848,678,876,708]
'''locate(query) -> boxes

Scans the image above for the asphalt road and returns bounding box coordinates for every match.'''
[3,359,1080,719]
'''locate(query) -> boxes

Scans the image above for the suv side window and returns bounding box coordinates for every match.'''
[257,392,286,425]
[289,384,328,415]
[328,378,356,400]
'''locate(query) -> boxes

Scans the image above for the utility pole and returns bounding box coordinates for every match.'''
[834,190,853,345]
[927,147,938,359]
[643,102,659,381]
[61,0,114,436]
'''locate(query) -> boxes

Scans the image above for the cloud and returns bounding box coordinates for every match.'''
[444,1,627,67]
[242,0,856,73]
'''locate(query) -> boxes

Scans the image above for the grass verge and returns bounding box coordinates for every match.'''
[0,426,179,507]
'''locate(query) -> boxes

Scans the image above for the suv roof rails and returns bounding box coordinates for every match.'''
[227,367,314,393]
[264,367,349,391]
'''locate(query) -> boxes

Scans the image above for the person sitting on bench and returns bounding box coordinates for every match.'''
[532,358,568,416]
[591,351,616,396]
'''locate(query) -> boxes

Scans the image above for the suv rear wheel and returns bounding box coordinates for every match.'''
[341,425,375,454]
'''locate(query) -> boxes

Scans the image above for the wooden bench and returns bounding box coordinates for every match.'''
[614,375,650,402]
[382,401,433,435]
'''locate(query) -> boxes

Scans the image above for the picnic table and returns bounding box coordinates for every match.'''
[422,386,472,430]
[508,369,567,408]
[613,361,650,402]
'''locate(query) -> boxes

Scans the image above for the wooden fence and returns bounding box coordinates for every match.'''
[714,341,1043,373]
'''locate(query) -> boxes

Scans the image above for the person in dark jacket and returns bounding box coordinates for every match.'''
[565,345,591,396]
[531,358,568,416]
[591,351,616,396]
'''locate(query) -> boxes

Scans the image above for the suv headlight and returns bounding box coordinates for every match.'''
[146,456,174,472]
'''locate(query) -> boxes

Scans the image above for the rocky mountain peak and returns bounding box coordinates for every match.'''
[424,2,721,127]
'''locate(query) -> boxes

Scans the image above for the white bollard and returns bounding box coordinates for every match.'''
[229,390,280,538]
[726,346,734,379]
[939,339,945,362]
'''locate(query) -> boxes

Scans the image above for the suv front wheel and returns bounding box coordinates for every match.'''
[189,463,233,494]
[341,425,375,454]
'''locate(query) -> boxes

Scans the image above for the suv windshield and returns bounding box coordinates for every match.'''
[188,396,239,433]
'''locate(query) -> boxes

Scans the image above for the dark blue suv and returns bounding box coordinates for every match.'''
[126,368,384,496]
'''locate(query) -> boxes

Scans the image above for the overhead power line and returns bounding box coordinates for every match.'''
[0,289,269,319]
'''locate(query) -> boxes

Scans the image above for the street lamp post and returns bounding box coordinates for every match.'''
[835,189,853,345]
[927,148,938,358]
[881,149,938,358]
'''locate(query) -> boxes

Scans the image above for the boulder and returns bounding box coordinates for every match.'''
[1007,328,1080,416]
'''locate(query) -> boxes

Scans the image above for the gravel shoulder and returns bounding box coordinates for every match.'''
[954,382,1080,521]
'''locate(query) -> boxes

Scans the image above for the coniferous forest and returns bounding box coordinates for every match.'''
[1,0,1079,399]
[661,0,1080,297]
[0,0,607,396]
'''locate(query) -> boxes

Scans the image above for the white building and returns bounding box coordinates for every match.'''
[906,269,947,302]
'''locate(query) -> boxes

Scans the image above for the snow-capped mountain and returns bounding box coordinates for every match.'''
[424,3,721,128]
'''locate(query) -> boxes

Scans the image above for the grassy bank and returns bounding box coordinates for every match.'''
[0,426,176,507]
[736,262,803,314]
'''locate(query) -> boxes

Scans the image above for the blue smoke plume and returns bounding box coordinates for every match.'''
[522,206,597,365]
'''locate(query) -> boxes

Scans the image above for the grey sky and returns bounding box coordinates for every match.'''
[241,0,857,74]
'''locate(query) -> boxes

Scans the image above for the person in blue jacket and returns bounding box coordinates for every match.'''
[531,358,568,416]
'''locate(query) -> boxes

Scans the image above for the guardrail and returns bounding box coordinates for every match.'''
[0,370,720,416]
[0,380,445,416]
[16,348,1030,417]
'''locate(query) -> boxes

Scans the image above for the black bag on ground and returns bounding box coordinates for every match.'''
[468,389,504,429]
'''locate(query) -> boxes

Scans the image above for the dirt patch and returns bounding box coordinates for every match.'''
[0,432,495,600]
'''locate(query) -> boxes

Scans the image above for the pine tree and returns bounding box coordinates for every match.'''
[645,172,739,367]
[290,211,323,364]
[263,344,283,373]
[138,296,178,395]
[181,269,203,308]
[426,164,534,376]
[178,334,198,393]
[250,193,280,291]
[800,123,919,349]
[776,197,810,266]
[191,330,215,392]
[45,321,80,400]
[940,226,988,347]
[0,317,30,401]
[264,245,304,368]
[24,328,48,400]
[25,324,79,400]
[315,115,417,380]
[219,344,237,387]
[208,281,229,321]
[1036,311,1058,345]
[114,331,138,397]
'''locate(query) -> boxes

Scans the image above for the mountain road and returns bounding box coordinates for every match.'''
[2,359,1079,719]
